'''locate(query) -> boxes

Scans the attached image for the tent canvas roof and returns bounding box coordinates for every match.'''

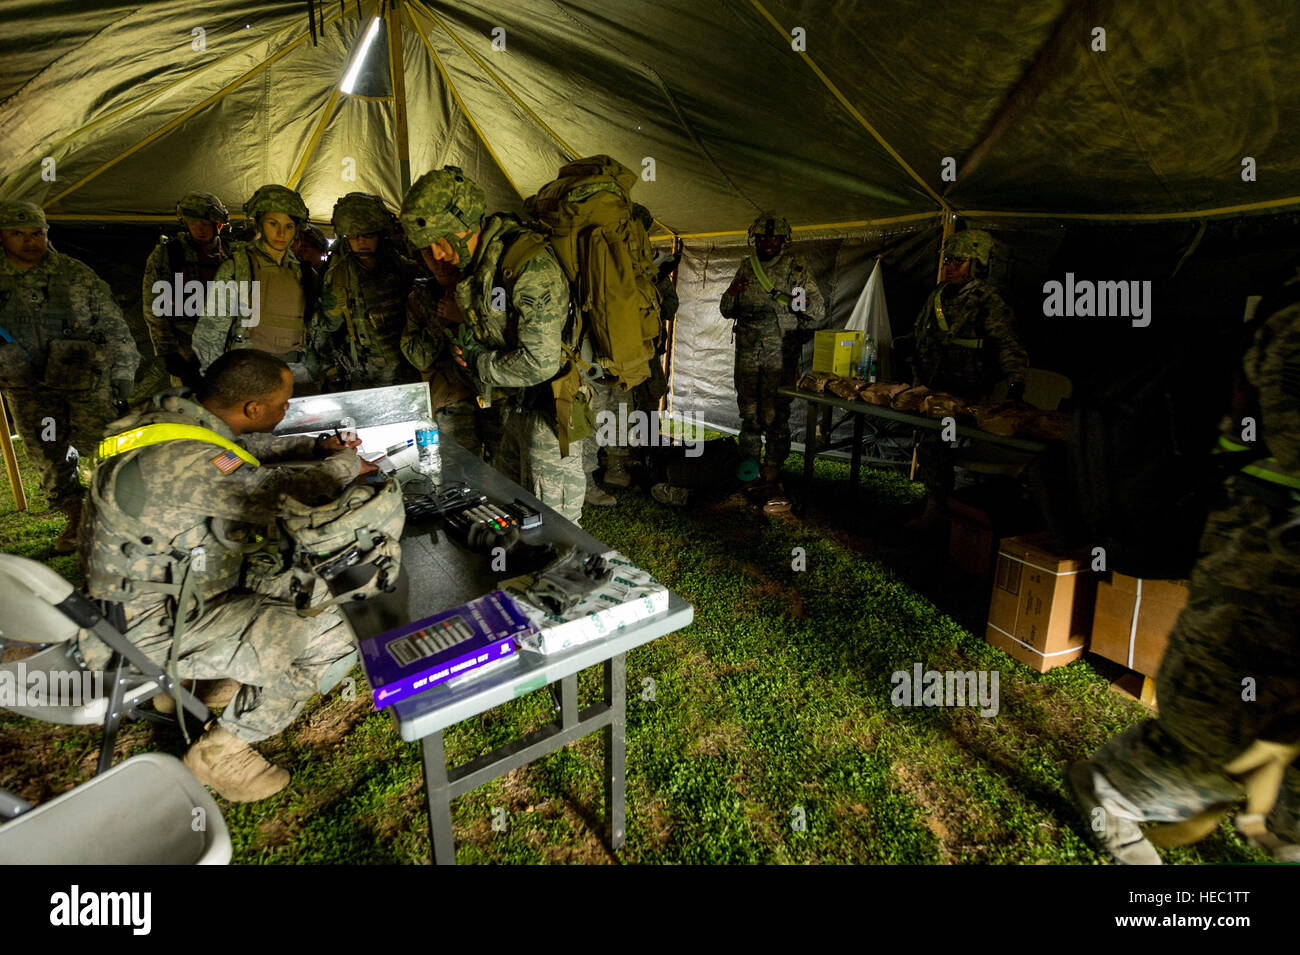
[4,0,1300,236]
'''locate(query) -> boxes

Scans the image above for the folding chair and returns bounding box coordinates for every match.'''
[0,554,209,775]
[0,752,231,864]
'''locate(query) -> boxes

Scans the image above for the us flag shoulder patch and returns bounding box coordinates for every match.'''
[211,449,244,473]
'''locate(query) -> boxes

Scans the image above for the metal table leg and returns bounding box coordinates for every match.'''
[803,399,818,483]
[421,730,457,865]
[849,413,865,488]
[604,653,627,849]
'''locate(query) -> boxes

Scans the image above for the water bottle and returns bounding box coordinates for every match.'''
[415,418,442,482]
[858,338,878,383]
[338,415,357,443]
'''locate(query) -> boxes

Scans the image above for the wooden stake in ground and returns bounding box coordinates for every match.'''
[0,391,26,511]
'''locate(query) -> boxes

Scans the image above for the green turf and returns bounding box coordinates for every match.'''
[0,435,1273,864]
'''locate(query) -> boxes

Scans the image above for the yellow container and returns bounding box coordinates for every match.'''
[812,330,863,376]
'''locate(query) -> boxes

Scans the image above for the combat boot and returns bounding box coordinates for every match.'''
[759,462,782,484]
[603,461,632,488]
[53,499,83,554]
[154,678,241,715]
[651,483,690,507]
[183,725,290,802]
[584,485,616,507]
[1067,760,1162,865]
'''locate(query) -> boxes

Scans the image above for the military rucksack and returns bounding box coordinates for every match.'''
[523,155,662,391]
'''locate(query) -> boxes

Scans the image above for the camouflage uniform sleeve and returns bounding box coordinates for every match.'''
[719,263,746,319]
[238,432,318,463]
[80,262,139,382]
[1247,301,1300,476]
[400,285,447,373]
[192,258,238,372]
[476,251,570,388]
[792,258,827,330]
[141,242,177,357]
[156,444,361,525]
[316,260,348,336]
[982,288,1029,385]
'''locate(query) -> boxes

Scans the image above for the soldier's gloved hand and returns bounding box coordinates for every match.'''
[445,326,485,371]
[1006,380,1026,403]
[112,378,133,412]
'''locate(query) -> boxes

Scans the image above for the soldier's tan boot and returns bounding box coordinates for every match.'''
[183,725,290,802]
[153,678,241,715]
[53,499,83,554]
[603,461,632,488]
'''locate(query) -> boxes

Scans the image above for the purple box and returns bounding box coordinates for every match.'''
[359,591,534,708]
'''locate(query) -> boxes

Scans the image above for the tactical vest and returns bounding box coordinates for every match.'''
[336,251,408,367]
[228,244,314,355]
[0,254,92,373]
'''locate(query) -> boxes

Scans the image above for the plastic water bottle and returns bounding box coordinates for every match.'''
[415,419,441,482]
[858,338,878,383]
[338,416,357,443]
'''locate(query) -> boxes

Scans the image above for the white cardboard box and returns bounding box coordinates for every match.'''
[506,552,669,655]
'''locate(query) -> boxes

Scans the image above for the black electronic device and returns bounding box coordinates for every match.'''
[445,502,518,536]
[403,483,486,521]
[504,498,543,530]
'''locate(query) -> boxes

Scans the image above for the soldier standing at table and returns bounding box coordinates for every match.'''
[315,192,418,390]
[720,211,825,486]
[399,166,582,523]
[899,229,1028,532]
[0,199,140,552]
[141,191,230,392]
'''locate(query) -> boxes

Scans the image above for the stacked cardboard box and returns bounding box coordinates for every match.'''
[812,329,863,377]
[1090,573,1188,676]
[985,533,1095,672]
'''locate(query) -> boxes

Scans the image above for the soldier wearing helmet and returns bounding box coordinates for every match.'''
[901,228,1029,531]
[141,191,230,391]
[720,210,826,485]
[0,199,140,552]
[314,192,418,389]
[399,166,582,523]
[291,223,330,279]
[191,184,321,391]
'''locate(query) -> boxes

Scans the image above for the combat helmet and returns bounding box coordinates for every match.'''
[747,211,792,242]
[332,192,395,237]
[944,229,996,268]
[0,200,47,230]
[399,166,485,259]
[175,191,228,224]
[243,184,309,223]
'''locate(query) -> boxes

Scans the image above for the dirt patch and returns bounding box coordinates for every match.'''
[890,761,961,863]
[294,696,371,750]
[689,721,746,758]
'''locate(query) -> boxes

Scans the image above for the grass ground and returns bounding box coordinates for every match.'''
[0,435,1272,864]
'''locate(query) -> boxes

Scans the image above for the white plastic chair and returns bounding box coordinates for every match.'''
[0,554,209,774]
[0,753,231,864]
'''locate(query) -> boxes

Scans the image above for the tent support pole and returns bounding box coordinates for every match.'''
[388,1,412,194]
[0,394,26,512]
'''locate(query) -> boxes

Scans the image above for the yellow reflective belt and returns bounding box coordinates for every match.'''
[96,424,260,467]
[747,252,793,307]
[1213,437,1300,490]
[933,294,982,349]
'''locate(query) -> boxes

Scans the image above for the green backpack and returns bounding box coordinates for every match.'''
[523,155,662,391]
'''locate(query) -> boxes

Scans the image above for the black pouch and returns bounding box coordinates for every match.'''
[44,338,100,390]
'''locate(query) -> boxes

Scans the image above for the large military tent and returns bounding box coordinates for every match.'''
[4,0,1300,571]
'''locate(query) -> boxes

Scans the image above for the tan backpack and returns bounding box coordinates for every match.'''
[524,155,662,392]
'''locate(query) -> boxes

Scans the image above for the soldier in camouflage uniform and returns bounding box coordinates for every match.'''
[399,166,582,523]
[0,200,140,552]
[1069,288,1300,865]
[78,349,375,802]
[191,185,319,390]
[401,259,499,457]
[291,223,329,279]
[314,193,418,390]
[720,212,826,484]
[901,229,1029,530]
[141,192,230,392]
